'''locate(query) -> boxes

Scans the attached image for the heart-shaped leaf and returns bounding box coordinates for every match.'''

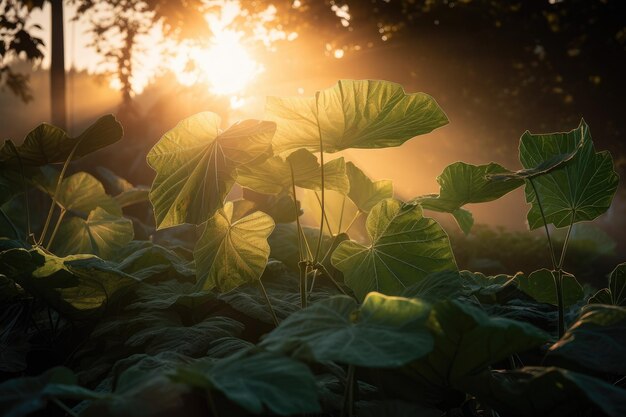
[331,198,456,300]
[194,201,274,292]
[173,351,321,416]
[266,79,448,153]
[260,292,433,368]
[549,304,626,374]
[38,172,121,216]
[346,161,393,213]
[236,148,349,195]
[147,112,275,229]
[0,115,123,167]
[408,300,548,397]
[515,269,583,308]
[519,120,619,229]
[51,207,134,259]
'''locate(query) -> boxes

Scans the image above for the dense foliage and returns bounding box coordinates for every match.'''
[0,79,624,416]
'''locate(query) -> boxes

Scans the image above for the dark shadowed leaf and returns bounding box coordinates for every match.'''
[260,292,433,367]
[589,262,626,306]
[174,351,321,415]
[401,270,463,301]
[408,300,548,399]
[266,79,448,153]
[549,304,626,374]
[331,199,456,300]
[515,269,583,308]
[0,115,123,166]
[147,113,275,229]
[458,366,626,417]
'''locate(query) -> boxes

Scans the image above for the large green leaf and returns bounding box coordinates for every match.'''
[260,292,433,368]
[589,262,626,306]
[549,304,626,374]
[0,115,123,167]
[458,366,626,417]
[39,172,121,216]
[194,201,274,292]
[401,270,464,302]
[408,300,549,400]
[346,161,393,213]
[147,113,275,229]
[266,79,448,153]
[519,120,619,229]
[331,198,456,300]
[515,269,583,308]
[413,162,523,234]
[236,148,349,194]
[174,351,321,416]
[0,367,106,417]
[0,247,138,318]
[51,207,134,259]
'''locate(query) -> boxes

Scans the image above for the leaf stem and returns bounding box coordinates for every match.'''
[553,270,566,338]
[314,191,334,236]
[337,195,346,234]
[314,91,325,264]
[258,278,279,327]
[341,364,356,417]
[289,162,304,262]
[343,210,362,235]
[528,178,557,270]
[39,141,81,245]
[299,261,308,309]
[46,209,66,249]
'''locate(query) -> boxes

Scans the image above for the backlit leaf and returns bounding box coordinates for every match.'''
[147,113,275,229]
[346,161,393,213]
[236,148,349,194]
[589,262,626,306]
[515,269,583,308]
[194,201,274,292]
[331,198,456,300]
[519,120,619,229]
[52,207,134,259]
[266,79,448,153]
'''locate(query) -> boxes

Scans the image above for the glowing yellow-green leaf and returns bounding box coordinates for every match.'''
[52,207,134,260]
[236,148,349,194]
[331,198,457,300]
[266,80,448,153]
[345,161,393,213]
[194,201,275,292]
[147,112,275,229]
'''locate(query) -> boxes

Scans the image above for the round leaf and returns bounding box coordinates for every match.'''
[345,161,393,213]
[331,198,457,300]
[194,201,275,292]
[260,292,433,367]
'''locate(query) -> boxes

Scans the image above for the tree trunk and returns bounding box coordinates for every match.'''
[50,0,67,130]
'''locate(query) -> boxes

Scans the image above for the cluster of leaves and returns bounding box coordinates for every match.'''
[0,79,625,417]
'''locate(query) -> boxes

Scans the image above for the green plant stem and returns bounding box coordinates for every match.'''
[299,261,308,309]
[343,210,362,235]
[314,262,349,296]
[314,191,334,236]
[289,162,305,262]
[39,142,81,245]
[46,209,66,249]
[557,216,575,270]
[308,269,318,298]
[337,195,346,234]
[553,270,566,338]
[341,364,356,417]
[258,279,279,327]
[313,91,325,264]
[528,178,557,270]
